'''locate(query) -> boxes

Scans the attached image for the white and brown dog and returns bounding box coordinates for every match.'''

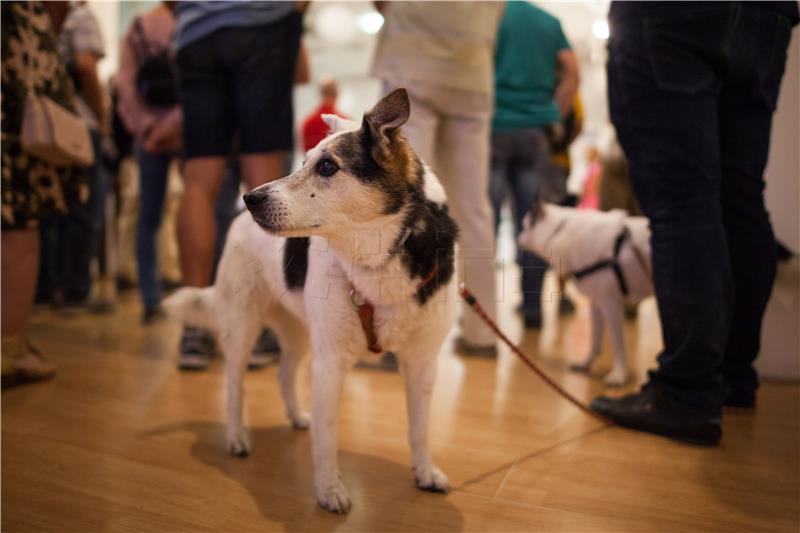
[164,89,458,513]
[518,202,653,386]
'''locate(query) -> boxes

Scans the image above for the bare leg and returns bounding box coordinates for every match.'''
[177,157,226,287]
[571,303,604,373]
[1,230,38,335]
[240,152,289,190]
[403,354,450,492]
[311,352,351,513]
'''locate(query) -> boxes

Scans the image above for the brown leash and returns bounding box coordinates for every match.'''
[459,285,614,426]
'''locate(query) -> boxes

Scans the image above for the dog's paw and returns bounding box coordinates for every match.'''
[316,479,351,514]
[290,411,311,430]
[604,369,629,388]
[414,463,450,493]
[226,432,250,457]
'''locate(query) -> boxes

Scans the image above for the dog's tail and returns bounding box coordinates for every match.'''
[163,286,217,331]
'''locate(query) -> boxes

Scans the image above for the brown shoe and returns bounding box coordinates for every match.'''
[1,335,56,390]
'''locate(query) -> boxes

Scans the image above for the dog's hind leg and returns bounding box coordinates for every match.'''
[403,353,450,493]
[601,299,629,387]
[219,316,260,457]
[269,310,311,430]
[570,303,604,373]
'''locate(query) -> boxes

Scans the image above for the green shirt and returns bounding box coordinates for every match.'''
[493,2,571,131]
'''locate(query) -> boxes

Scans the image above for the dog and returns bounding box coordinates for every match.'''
[164,89,458,513]
[518,201,653,386]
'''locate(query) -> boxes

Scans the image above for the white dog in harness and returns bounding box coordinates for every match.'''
[518,202,653,386]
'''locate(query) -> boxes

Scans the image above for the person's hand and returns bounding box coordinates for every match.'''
[143,119,181,154]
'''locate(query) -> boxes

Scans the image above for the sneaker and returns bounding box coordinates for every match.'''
[58,298,89,317]
[355,352,399,371]
[178,326,215,371]
[88,298,116,314]
[454,335,498,357]
[591,385,722,446]
[142,304,166,325]
[248,329,280,370]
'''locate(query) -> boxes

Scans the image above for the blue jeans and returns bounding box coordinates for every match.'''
[608,3,792,414]
[38,130,107,303]
[136,148,242,307]
[135,146,171,309]
[489,129,551,315]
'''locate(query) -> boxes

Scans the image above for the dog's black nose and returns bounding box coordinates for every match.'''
[243,189,267,210]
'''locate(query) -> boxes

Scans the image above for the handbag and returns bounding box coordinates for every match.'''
[19,4,94,166]
[133,17,177,107]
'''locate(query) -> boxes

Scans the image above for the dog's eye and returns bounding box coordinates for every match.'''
[317,159,338,178]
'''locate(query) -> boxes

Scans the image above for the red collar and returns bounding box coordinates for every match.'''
[350,264,439,354]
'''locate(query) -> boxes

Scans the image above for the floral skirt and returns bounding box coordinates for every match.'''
[1,1,87,231]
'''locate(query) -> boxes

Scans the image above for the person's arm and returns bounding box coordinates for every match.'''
[73,51,106,130]
[295,41,310,85]
[554,49,580,118]
[116,23,156,140]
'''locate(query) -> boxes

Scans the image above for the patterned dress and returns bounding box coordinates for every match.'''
[1,1,87,230]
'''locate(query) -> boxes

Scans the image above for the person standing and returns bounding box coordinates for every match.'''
[173,1,303,369]
[301,75,347,152]
[117,1,182,324]
[2,1,87,388]
[37,0,109,313]
[372,1,504,356]
[592,1,799,445]
[489,1,579,328]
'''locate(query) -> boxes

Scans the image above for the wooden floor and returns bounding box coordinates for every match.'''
[3,273,799,532]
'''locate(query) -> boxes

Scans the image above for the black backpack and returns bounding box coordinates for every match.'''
[133,17,177,108]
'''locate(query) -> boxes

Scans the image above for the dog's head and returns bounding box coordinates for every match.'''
[517,196,559,256]
[243,88,421,237]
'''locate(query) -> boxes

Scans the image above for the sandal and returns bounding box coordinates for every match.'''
[1,334,56,390]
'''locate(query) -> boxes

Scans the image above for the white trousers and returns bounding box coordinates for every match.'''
[389,81,498,345]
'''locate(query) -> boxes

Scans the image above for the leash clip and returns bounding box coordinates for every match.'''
[349,287,367,309]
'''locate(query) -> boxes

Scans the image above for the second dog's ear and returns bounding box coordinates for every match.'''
[363,88,410,160]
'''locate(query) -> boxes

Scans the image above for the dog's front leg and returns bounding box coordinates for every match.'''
[403,354,450,493]
[601,299,629,387]
[570,303,604,373]
[311,354,351,513]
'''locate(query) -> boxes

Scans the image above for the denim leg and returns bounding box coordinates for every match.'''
[135,147,170,309]
[608,16,731,415]
[36,219,59,301]
[59,164,95,302]
[716,11,791,397]
[509,130,550,315]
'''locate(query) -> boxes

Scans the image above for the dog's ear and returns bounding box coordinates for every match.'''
[363,88,410,160]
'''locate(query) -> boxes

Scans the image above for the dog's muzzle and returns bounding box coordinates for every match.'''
[243,189,268,211]
[243,188,286,232]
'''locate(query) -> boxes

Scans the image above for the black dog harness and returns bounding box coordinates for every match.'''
[572,227,633,296]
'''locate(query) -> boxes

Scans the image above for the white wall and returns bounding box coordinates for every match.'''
[765,29,800,254]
